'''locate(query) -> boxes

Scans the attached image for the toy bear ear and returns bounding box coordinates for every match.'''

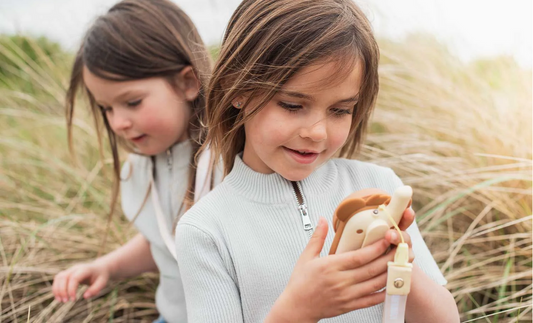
[335,198,366,222]
[365,194,390,206]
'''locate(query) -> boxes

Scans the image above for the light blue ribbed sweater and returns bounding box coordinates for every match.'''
[175,155,446,323]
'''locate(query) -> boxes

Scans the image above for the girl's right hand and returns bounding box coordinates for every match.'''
[270,217,394,323]
[52,261,110,303]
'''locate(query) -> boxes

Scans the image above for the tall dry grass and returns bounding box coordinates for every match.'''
[0,34,531,322]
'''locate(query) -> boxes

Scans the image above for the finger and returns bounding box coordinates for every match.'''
[349,272,388,297]
[347,289,386,311]
[52,272,65,302]
[385,230,412,247]
[299,217,328,262]
[336,238,390,271]
[347,252,393,284]
[398,208,415,231]
[67,269,89,301]
[83,275,107,299]
[55,271,70,303]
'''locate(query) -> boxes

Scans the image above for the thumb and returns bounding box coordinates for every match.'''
[83,275,108,299]
[300,217,328,261]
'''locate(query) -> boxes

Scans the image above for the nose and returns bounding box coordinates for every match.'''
[299,117,327,142]
[108,109,133,132]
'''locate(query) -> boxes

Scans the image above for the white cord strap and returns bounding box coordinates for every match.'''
[151,177,178,260]
[194,146,213,203]
[379,204,413,323]
[152,147,214,261]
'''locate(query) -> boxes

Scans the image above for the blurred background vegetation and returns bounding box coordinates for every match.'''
[0,32,531,322]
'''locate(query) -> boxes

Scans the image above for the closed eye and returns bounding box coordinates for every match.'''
[127,99,142,107]
[278,101,302,113]
[330,108,352,117]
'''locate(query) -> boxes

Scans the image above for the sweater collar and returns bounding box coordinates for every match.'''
[225,154,338,204]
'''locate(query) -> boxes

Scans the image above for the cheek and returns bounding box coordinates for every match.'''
[265,121,290,145]
[247,106,287,146]
[136,110,162,131]
[141,101,189,134]
[329,119,352,148]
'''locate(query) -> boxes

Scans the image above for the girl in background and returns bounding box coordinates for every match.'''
[52,1,218,322]
[175,0,459,322]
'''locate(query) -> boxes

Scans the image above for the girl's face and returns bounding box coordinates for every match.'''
[83,66,197,156]
[241,60,363,181]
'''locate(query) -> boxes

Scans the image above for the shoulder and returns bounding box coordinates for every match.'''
[175,183,237,258]
[176,175,251,242]
[120,153,152,221]
[180,180,233,225]
[330,158,403,194]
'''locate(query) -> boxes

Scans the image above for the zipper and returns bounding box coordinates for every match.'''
[291,181,314,237]
[166,147,175,220]
[166,147,173,172]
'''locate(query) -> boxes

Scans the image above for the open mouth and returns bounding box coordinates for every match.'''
[283,147,320,164]
[130,134,146,143]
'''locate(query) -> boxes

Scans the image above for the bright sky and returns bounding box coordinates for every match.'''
[0,0,531,67]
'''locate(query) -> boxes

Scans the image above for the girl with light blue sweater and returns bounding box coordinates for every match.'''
[175,0,460,322]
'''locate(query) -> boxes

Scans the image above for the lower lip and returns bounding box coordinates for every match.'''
[130,135,146,144]
[284,147,319,164]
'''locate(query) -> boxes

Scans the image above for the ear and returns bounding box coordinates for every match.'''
[366,194,390,206]
[335,198,366,222]
[176,66,200,101]
[232,96,246,109]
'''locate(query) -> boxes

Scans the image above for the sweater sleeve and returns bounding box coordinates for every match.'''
[175,223,244,323]
[387,169,448,286]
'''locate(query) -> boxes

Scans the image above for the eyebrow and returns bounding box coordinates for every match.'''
[279,90,360,104]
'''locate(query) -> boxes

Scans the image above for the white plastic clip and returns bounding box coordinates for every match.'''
[382,242,412,323]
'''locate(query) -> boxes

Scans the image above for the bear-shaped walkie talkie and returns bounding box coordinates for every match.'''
[329,186,414,323]
[329,186,413,255]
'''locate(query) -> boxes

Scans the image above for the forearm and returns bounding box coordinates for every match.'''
[94,233,158,280]
[405,265,459,323]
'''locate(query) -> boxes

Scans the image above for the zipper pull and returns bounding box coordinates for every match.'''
[298,204,313,232]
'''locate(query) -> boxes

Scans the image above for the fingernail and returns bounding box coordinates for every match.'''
[390,231,398,241]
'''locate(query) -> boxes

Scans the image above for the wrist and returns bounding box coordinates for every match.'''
[266,291,316,323]
[93,255,116,279]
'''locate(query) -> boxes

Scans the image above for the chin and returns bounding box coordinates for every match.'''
[136,146,162,156]
[278,168,313,182]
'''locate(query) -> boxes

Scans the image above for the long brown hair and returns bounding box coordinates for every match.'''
[65,0,212,250]
[205,0,380,175]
